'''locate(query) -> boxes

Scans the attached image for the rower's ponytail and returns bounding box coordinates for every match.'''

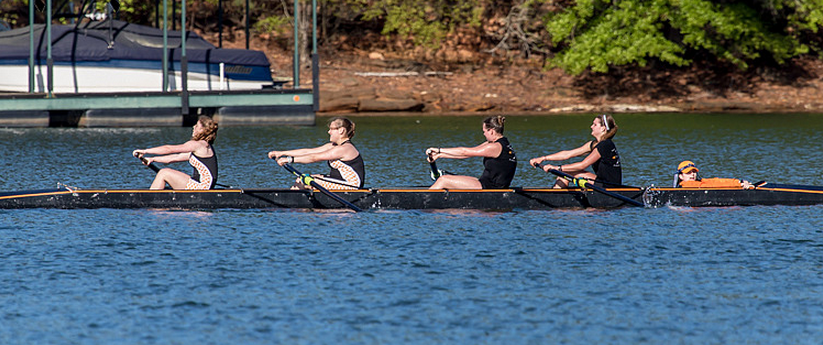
[192,115,219,144]
[483,115,506,134]
[600,114,617,141]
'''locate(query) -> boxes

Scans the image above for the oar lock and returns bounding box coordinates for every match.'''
[571,178,589,188]
[299,174,314,185]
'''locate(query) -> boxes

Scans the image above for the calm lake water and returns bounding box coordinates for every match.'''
[1,113,822,344]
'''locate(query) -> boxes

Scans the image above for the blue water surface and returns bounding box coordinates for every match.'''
[1,114,823,344]
[2,206,822,344]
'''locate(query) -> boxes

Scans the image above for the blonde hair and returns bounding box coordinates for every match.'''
[483,115,506,134]
[192,115,218,144]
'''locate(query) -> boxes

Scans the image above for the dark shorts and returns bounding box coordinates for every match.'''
[479,178,507,189]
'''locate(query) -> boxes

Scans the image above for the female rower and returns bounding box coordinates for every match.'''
[133,115,219,190]
[268,116,365,190]
[529,114,621,188]
[426,115,517,189]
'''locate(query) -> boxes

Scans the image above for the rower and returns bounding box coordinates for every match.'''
[268,117,365,190]
[530,114,622,188]
[133,115,219,190]
[426,115,517,189]
[674,160,753,189]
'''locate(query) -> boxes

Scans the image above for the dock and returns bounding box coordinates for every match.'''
[1,0,320,128]
[0,88,315,127]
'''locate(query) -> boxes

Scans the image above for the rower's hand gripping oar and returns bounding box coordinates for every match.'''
[427,151,441,181]
[545,167,644,207]
[134,152,160,173]
[134,152,236,189]
[425,148,453,181]
[280,162,362,212]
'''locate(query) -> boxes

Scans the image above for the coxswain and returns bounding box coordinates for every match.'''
[674,160,753,189]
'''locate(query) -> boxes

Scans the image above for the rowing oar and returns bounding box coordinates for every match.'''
[427,153,441,181]
[533,163,643,207]
[133,153,236,189]
[134,152,161,173]
[281,162,362,212]
[426,150,454,181]
[532,162,632,188]
[546,168,644,207]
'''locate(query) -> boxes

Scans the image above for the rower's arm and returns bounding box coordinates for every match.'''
[294,144,355,164]
[561,148,601,172]
[149,152,191,164]
[269,143,334,159]
[432,141,501,160]
[532,141,592,163]
[137,140,203,156]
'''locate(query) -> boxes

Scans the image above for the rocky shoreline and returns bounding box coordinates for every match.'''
[207,29,823,116]
[304,51,823,115]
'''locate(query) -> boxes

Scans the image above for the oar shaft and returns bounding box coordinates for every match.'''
[429,161,441,180]
[134,154,161,173]
[548,169,643,207]
[282,163,362,212]
[533,163,630,188]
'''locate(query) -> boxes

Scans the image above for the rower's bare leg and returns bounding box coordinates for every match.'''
[290,175,321,190]
[553,177,568,189]
[430,175,483,189]
[554,171,597,189]
[150,168,190,190]
[575,172,597,180]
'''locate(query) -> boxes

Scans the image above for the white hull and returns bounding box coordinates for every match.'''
[0,65,271,93]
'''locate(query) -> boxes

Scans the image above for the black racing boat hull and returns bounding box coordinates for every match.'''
[1,184,822,210]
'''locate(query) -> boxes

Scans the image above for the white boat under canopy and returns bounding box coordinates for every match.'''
[0,20,277,93]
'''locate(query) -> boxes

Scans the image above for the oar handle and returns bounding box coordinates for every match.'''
[427,153,452,181]
[429,161,441,180]
[134,152,160,173]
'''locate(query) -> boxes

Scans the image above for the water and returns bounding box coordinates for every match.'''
[1,114,822,344]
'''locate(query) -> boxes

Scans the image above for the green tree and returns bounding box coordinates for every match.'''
[544,0,823,75]
[358,0,484,47]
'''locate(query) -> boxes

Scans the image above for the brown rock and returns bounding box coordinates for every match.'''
[322,86,376,101]
[358,98,424,112]
[319,97,359,113]
[379,89,413,99]
[339,77,360,87]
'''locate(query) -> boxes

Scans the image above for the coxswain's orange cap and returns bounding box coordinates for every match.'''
[677,160,699,174]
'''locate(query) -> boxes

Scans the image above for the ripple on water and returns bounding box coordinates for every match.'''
[2,116,823,343]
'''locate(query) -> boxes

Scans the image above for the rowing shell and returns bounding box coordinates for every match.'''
[1,183,823,210]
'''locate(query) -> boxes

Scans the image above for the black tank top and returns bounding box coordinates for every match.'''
[592,139,621,185]
[478,137,517,189]
[326,141,366,188]
[190,146,218,188]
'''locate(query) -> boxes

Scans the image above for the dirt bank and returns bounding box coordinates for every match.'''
[223,34,823,115]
